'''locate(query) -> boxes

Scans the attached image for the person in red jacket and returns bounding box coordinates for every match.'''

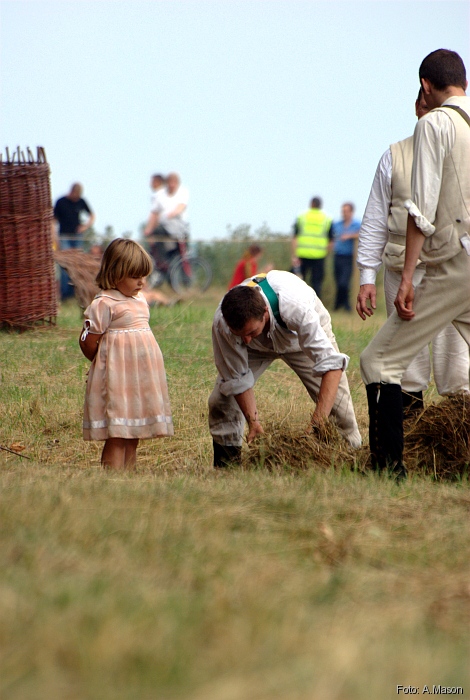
[228,245,263,289]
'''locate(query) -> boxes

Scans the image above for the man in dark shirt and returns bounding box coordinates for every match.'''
[53,183,95,298]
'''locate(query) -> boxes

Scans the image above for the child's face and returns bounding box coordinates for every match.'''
[116,277,145,297]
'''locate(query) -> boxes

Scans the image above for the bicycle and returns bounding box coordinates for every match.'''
[146,237,212,296]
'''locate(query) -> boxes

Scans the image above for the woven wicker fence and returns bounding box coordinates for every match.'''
[0,147,57,329]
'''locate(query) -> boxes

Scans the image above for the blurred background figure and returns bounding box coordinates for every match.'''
[291,196,332,299]
[53,182,95,299]
[89,243,104,261]
[331,202,361,311]
[228,244,263,289]
[143,173,167,267]
[144,172,189,270]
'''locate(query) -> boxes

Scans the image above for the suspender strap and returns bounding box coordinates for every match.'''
[441,104,470,128]
[252,274,288,329]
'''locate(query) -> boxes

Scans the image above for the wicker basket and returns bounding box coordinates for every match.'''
[0,147,57,329]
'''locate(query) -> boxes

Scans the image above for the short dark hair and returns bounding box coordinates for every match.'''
[221,285,267,331]
[419,49,467,91]
[247,244,262,256]
[310,197,322,209]
[416,86,423,103]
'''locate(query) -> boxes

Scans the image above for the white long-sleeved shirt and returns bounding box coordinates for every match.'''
[356,149,392,286]
[404,95,469,233]
[212,270,349,397]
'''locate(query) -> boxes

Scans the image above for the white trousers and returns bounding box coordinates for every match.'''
[384,268,469,394]
[209,353,362,450]
[362,250,470,389]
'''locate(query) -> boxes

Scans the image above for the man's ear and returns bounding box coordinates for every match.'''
[421,78,432,95]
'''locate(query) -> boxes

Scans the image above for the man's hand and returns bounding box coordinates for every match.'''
[356,284,376,320]
[291,255,300,268]
[394,277,415,320]
[233,388,264,443]
[246,419,264,443]
[395,213,425,320]
[305,414,329,439]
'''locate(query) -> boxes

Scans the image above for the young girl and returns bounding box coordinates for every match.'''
[79,238,173,470]
[228,244,263,289]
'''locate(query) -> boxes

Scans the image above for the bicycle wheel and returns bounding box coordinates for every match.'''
[169,256,212,295]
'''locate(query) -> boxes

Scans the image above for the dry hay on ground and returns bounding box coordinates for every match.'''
[54,250,100,309]
[242,421,357,472]
[242,395,470,480]
[403,394,470,480]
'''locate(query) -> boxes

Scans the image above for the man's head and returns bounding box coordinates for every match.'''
[166,172,180,195]
[415,87,430,120]
[247,244,263,259]
[68,183,83,201]
[341,202,354,223]
[310,197,322,209]
[151,174,165,191]
[221,285,269,344]
[419,49,467,107]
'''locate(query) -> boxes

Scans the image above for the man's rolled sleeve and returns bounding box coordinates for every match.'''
[217,371,255,397]
[407,110,455,235]
[285,302,349,376]
[404,199,436,236]
[313,354,350,376]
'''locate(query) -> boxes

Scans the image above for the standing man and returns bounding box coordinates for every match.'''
[356,89,469,413]
[144,172,189,267]
[292,197,332,299]
[331,202,361,311]
[209,270,361,467]
[360,49,470,480]
[53,183,95,299]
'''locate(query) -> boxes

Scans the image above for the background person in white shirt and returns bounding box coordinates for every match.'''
[360,49,470,481]
[144,173,166,264]
[356,89,469,413]
[144,172,189,267]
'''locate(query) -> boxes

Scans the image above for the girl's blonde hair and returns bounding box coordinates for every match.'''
[96,238,153,290]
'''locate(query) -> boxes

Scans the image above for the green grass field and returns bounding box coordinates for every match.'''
[1,288,469,700]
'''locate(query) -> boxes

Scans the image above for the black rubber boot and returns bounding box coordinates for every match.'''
[402,390,424,419]
[366,383,407,481]
[366,383,381,472]
[213,441,242,468]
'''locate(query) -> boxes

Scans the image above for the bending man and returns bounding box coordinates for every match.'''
[209,270,361,467]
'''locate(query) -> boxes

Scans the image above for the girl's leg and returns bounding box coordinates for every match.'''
[101,438,127,470]
[124,439,139,470]
[101,438,139,470]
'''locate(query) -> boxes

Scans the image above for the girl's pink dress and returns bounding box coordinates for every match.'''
[82,289,173,441]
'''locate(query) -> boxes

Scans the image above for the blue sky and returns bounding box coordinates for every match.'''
[1,0,469,241]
